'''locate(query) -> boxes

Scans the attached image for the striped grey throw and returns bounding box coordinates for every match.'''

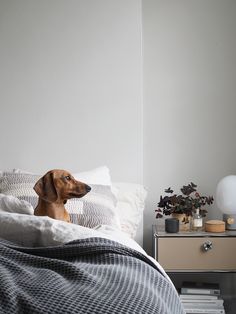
[0,237,185,314]
[0,173,120,229]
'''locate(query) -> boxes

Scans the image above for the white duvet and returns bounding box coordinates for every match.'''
[0,194,171,283]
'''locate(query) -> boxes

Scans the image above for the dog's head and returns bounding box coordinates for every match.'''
[34,169,91,203]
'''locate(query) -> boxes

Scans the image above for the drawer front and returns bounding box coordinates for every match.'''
[157,237,236,271]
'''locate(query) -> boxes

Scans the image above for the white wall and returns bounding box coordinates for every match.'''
[0,0,142,183]
[1,0,236,251]
[143,0,236,253]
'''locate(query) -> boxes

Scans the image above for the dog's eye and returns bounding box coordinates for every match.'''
[64,176,71,181]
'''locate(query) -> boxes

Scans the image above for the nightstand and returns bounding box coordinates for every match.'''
[152,225,236,314]
[153,225,236,272]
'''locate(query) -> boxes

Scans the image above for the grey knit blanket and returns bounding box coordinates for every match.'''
[0,237,184,314]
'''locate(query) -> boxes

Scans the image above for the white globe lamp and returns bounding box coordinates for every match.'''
[216,175,236,230]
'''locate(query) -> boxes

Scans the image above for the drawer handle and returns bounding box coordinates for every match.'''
[202,240,213,252]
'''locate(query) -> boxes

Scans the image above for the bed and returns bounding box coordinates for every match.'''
[0,167,185,314]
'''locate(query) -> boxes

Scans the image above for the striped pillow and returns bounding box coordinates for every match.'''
[0,173,120,229]
[68,185,120,229]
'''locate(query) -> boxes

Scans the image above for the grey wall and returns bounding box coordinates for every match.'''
[143,0,236,253]
[0,0,142,183]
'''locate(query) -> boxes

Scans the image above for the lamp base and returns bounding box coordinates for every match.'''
[223,214,236,230]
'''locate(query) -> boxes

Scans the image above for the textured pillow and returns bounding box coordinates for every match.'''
[112,182,147,238]
[0,173,120,230]
[68,184,120,229]
[0,173,40,209]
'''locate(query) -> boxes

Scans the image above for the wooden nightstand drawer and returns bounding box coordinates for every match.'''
[157,237,236,271]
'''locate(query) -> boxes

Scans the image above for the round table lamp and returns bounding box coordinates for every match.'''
[216,175,236,230]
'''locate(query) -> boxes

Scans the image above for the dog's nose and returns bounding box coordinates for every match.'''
[85,185,91,192]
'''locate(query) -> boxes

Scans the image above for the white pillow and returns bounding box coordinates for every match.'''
[0,193,34,215]
[73,166,111,186]
[112,182,147,238]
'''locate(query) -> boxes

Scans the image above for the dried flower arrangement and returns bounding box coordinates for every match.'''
[155,182,214,223]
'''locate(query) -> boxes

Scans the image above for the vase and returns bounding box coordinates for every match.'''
[171,213,191,231]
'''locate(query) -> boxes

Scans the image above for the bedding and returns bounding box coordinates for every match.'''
[0,210,184,314]
[73,165,111,185]
[0,237,184,314]
[113,182,147,238]
[68,184,120,230]
[0,168,184,313]
[0,174,120,230]
[0,167,146,238]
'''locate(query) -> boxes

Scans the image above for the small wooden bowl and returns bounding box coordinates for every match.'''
[205,220,225,233]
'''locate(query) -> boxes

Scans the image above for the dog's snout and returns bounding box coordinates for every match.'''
[85,185,91,192]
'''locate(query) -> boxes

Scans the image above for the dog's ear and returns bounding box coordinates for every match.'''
[34,172,58,202]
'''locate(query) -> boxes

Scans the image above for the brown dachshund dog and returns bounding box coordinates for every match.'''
[34,169,91,223]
